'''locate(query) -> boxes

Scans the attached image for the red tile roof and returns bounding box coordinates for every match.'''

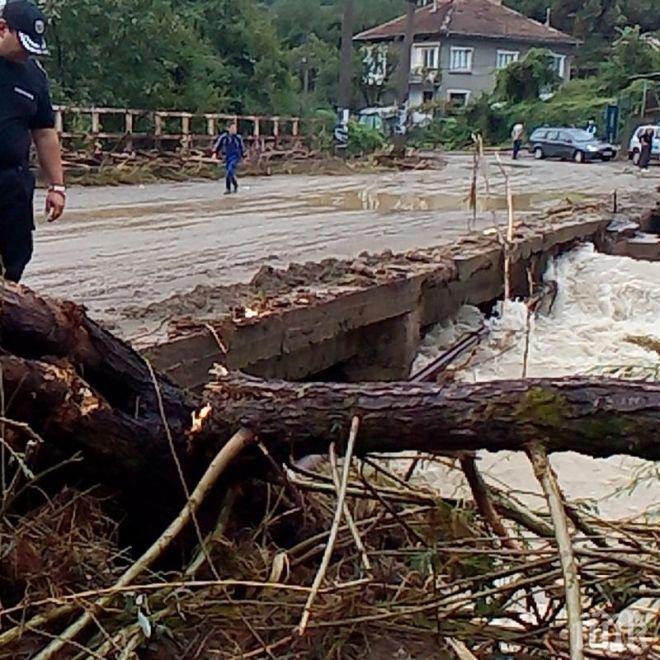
[355,0,578,47]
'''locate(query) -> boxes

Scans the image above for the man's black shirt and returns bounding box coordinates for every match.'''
[0,57,55,168]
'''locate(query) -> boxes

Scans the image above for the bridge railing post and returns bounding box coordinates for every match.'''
[52,105,305,153]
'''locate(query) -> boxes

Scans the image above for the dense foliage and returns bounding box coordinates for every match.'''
[494,49,561,102]
[506,0,660,70]
[41,0,403,113]
[39,0,660,127]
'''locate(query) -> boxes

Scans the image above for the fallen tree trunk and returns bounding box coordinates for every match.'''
[0,355,174,480]
[0,282,195,512]
[0,282,193,433]
[1,282,658,490]
[201,368,660,461]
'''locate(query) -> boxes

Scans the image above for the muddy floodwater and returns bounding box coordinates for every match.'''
[414,245,660,521]
[27,155,658,336]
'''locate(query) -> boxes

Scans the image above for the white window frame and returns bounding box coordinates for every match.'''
[551,53,566,78]
[412,42,440,70]
[449,47,474,73]
[446,89,471,106]
[496,49,520,70]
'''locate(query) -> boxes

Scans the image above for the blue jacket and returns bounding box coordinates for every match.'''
[214,132,246,161]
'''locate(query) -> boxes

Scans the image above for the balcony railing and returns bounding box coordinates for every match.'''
[409,67,441,85]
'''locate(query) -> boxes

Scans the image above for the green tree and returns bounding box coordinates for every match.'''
[181,0,297,114]
[495,49,560,103]
[505,0,660,70]
[268,0,338,48]
[267,0,403,113]
[45,0,229,110]
[601,25,660,91]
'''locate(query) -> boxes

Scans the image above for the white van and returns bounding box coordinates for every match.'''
[628,125,660,165]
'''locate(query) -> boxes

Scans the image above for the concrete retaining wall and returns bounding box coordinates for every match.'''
[143,197,658,389]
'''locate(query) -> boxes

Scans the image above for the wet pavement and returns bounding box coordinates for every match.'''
[27,154,658,329]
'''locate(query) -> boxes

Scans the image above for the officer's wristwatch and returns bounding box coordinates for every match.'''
[48,184,67,197]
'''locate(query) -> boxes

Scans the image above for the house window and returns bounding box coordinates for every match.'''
[447,90,470,106]
[496,50,520,70]
[551,53,566,78]
[413,44,439,70]
[450,47,473,73]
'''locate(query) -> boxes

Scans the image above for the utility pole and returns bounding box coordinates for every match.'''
[393,0,417,156]
[335,0,356,152]
[302,56,310,95]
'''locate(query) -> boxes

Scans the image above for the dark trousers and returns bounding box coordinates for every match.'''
[0,166,34,282]
[639,146,652,169]
[512,139,523,160]
[225,155,240,191]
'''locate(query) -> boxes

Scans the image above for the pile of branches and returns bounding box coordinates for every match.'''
[0,281,658,658]
[1,440,658,658]
[57,140,440,185]
[59,147,222,185]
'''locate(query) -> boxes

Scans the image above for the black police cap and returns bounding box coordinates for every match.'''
[1,0,48,56]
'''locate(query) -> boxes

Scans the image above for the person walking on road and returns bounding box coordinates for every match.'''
[213,122,246,194]
[638,127,654,173]
[511,122,524,160]
[0,0,65,282]
[586,119,598,137]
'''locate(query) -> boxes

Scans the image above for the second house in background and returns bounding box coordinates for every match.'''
[355,0,578,115]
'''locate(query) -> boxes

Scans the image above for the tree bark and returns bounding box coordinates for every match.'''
[0,355,163,480]
[0,282,193,434]
[338,0,356,111]
[0,282,195,527]
[396,0,416,109]
[392,0,417,156]
[201,368,660,462]
[1,282,658,490]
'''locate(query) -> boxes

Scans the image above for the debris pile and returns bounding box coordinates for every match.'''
[0,278,658,658]
[1,447,657,658]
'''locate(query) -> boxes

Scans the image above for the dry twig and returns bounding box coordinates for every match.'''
[298,417,360,635]
[31,429,255,660]
[527,442,584,660]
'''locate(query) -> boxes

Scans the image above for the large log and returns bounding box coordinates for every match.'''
[0,282,193,433]
[1,282,658,489]
[200,368,660,461]
[0,283,195,510]
[0,355,171,480]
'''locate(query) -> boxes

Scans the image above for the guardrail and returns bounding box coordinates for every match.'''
[53,105,313,150]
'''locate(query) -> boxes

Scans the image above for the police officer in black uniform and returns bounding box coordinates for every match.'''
[0,0,65,282]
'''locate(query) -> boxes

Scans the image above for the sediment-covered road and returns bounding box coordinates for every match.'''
[26,155,658,337]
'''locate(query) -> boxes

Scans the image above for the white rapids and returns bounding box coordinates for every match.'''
[413,244,660,521]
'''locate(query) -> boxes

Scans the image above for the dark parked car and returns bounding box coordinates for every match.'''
[528,128,618,163]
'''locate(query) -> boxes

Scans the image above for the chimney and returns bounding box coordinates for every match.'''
[432,0,438,11]
[545,8,551,27]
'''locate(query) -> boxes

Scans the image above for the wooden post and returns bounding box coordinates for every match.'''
[181,113,192,153]
[91,110,100,135]
[207,115,217,137]
[253,117,260,139]
[272,117,280,145]
[55,109,63,135]
[154,113,163,137]
[292,118,300,137]
[125,110,134,153]
[154,112,163,151]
